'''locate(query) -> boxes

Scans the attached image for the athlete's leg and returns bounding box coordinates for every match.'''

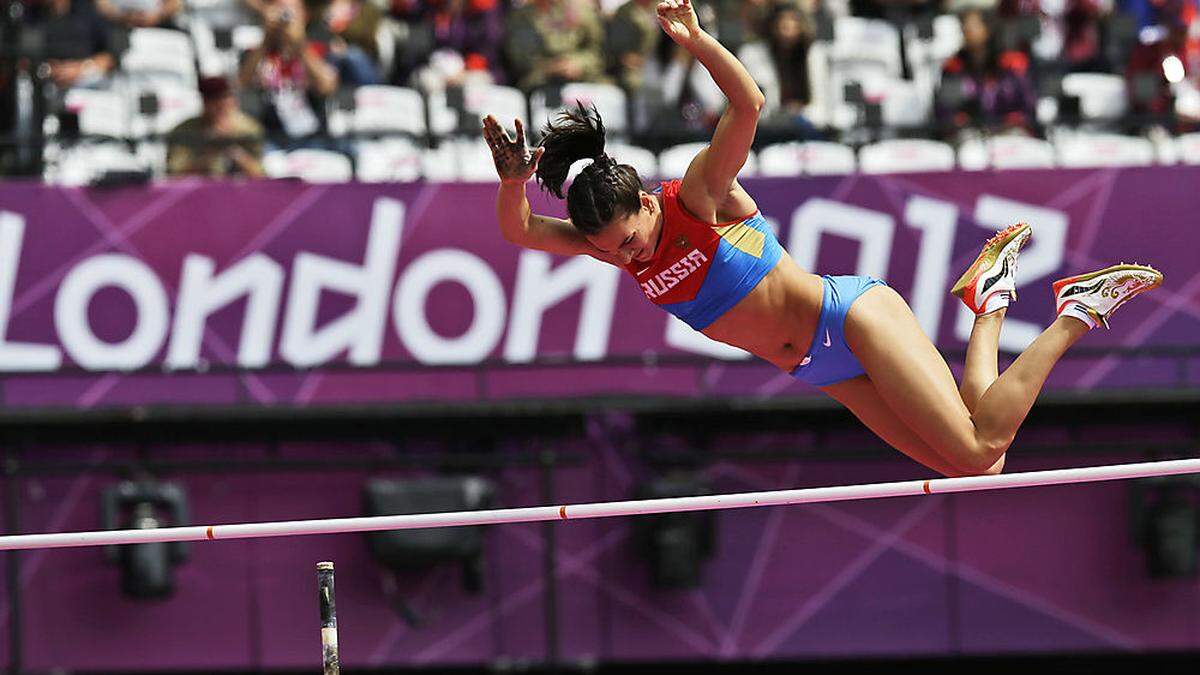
[959,308,1005,413]
[823,375,1005,477]
[844,285,1059,474]
[952,222,1029,414]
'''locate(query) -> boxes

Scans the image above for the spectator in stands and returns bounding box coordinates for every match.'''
[306,0,385,85]
[1060,0,1108,71]
[1118,0,1198,30]
[239,0,339,146]
[22,0,116,89]
[1125,9,1199,130]
[607,0,662,91]
[94,0,182,28]
[758,4,816,118]
[166,76,265,177]
[397,0,506,90]
[740,2,818,137]
[504,0,608,91]
[935,8,1038,138]
[708,0,772,53]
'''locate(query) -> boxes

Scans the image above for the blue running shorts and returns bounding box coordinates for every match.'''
[790,274,888,387]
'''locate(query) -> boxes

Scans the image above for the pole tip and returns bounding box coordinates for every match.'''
[317,561,334,571]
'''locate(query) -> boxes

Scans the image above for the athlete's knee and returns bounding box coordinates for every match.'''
[983,453,1006,475]
[950,438,1009,476]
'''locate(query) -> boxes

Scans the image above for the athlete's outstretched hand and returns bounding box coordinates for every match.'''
[483,114,543,184]
[656,0,702,46]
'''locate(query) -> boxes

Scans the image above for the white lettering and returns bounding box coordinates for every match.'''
[789,198,894,277]
[55,254,169,370]
[394,250,506,364]
[166,253,284,369]
[504,252,619,362]
[0,212,62,371]
[905,196,958,339]
[640,249,707,300]
[280,198,403,367]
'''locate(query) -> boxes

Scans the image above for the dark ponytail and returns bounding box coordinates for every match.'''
[536,103,644,235]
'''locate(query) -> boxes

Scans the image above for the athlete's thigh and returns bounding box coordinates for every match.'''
[842,285,979,461]
[822,375,965,477]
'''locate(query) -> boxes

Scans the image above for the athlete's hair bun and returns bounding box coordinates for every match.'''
[536,103,607,199]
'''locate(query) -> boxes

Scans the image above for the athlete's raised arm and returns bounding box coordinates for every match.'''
[658,0,765,215]
[484,114,623,264]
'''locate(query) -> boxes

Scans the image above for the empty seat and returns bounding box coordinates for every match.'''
[1176,132,1200,165]
[859,139,955,173]
[1055,133,1155,167]
[420,142,459,181]
[958,135,1056,170]
[356,138,423,183]
[605,142,658,179]
[454,137,499,182]
[353,85,426,136]
[531,82,629,137]
[758,141,857,176]
[658,142,757,178]
[428,83,527,138]
[62,88,129,138]
[121,28,197,86]
[45,142,146,186]
[263,149,354,182]
[831,17,903,75]
[1061,73,1128,121]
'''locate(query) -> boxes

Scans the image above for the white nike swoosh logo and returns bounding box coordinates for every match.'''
[636,266,652,276]
[799,356,811,367]
[823,330,832,347]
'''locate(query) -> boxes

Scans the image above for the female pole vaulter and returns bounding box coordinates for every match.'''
[484,0,1162,477]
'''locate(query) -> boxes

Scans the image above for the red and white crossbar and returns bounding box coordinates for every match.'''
[1,458,1198,552]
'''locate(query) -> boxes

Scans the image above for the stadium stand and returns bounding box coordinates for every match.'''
[3,0,1199,182]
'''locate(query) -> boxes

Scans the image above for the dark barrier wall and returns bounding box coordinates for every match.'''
[0,448,1198,671]
[0,168,1198,408]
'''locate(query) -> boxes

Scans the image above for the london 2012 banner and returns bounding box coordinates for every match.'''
[0,168,1197,408]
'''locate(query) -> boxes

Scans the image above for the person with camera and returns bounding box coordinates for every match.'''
[238,0,339,147]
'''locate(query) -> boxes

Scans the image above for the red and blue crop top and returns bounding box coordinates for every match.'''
[623,180,783,330]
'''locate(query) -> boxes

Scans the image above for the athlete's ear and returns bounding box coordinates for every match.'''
[640,191,656,213]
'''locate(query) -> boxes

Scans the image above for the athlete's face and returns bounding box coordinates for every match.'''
[588,192,663,265]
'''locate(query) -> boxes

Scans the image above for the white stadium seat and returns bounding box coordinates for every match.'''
[428,83,527,138]
[1055,132,1155,168]
[605,142,658,180]
[44,142,146,186]
[356,138,423,183]
[859,139,955,173]
[62,88,129,138]
[263,149,354,182]
[353,85,426,136]
[531,82,629,137]
[758,141,856,176]
[658,142,757,178]
[121,28,197,87]
[958,135,1057,170]
[1176,133,1200,165]
[419,143,456,181]
[454,137,499,182]
[1061,73,1128,121]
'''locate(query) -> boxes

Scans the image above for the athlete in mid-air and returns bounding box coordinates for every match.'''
[484,0,1162,477]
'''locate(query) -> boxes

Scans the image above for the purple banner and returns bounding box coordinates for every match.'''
[1,168,1198,408]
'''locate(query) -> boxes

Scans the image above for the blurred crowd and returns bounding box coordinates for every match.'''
[1,0,1198,178]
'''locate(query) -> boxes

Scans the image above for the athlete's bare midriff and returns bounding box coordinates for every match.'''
[698,249,824,372]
